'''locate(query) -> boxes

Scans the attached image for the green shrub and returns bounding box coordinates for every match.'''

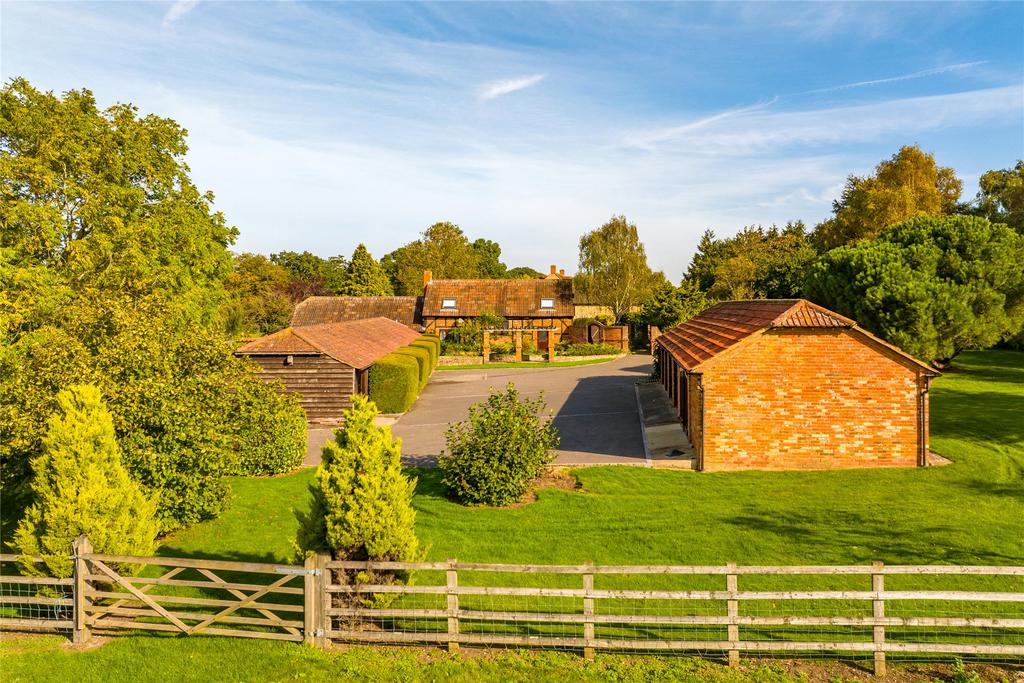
[411,339,438,371]
[394,345,430,389]
[415,335,440,366]
[557,342,619,356]
[522,335,538,356]
[297,395,420,606]
[15,385,159,578]
[490,341,514,355]
[439,384,559,506]
[368,353,419,413]
[230,375,307,476]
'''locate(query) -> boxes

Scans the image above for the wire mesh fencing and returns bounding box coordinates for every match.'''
[0,553,74,634]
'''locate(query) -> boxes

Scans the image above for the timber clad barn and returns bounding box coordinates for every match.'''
[655,299,940,472]
[235,317,420,421]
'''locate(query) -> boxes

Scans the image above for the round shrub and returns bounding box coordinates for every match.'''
[439,383,559,506]
[368,353,419,413]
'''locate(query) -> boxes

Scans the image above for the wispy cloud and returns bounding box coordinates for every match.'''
[803,61,988,94]
[479,74,545,100]
[162,0,199,28]
[624,98,778,149]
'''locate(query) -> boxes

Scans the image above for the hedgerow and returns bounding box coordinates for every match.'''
[394,345,431,389]
[368,352,419,413]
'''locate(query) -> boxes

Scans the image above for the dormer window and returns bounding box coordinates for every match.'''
[442,298,457,310]
[540,298,555,310]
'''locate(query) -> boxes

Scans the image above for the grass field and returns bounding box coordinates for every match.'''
[2,349,1021,681]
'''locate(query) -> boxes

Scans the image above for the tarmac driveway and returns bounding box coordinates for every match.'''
[390,354,651,467]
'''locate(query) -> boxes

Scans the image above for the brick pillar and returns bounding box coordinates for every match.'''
[514,330,523,362]
[546,332,555,362]
[482,330,490,364]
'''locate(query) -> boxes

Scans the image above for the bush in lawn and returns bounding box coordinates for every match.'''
[296,395,420,606]
[558,342,619,356]
[229,374,307,476]
[439,383,559,506]
[14,385,159,578]
[368,352,419,412]
[394,345,431,389]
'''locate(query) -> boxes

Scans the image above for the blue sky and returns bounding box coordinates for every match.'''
[3,2,1022,277]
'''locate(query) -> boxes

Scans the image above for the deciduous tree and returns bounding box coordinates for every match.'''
[577,215,657,321]
[962,160,1024,234]
[384,222,481,295]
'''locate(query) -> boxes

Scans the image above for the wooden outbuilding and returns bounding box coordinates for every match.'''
[236,317,420,421]
[655,299,940,471]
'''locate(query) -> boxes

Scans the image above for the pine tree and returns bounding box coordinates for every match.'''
[298,394,419,561]
[340,244,393,296]
[14,385,160,578]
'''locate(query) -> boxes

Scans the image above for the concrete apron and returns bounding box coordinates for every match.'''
[634,381,697,470]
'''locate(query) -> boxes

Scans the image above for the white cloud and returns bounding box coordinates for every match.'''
[478,74,546,100]
[802,61,988,94]
[162,0,199,28]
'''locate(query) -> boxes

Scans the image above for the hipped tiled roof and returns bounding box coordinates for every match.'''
[656,299,932,372]
[237,317,421,369]
[291,296,423,328]
[423,278,573,318]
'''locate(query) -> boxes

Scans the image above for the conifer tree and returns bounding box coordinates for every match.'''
[298,395,419,563]
[340,244,393,296]
[14,385,159,578]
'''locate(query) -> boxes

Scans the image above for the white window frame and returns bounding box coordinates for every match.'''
[540,298,555,310]
[441,298,457,309]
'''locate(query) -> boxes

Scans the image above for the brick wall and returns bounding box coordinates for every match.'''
[700,328,923,471]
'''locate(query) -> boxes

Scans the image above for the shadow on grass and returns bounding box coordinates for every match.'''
[930,388,1024,443]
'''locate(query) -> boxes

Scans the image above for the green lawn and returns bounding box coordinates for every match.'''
[436,356,617,371]
[2,349,1022,681]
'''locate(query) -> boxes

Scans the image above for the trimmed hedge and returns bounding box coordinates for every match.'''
[394,346,431,389]
[368,353,420,413]
[412,336,439,370]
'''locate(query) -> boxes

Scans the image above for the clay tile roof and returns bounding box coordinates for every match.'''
[657,299,855,371]
[291,296,423,328]
[237,317,421,370]
[422,278,574,318]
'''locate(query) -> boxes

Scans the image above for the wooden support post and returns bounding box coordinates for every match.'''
[316,552,330,648]
[482,331,490,365]
[583,562,596,660]
[72,534,93,646]
[872,561,886,677]
[446,558,459,653]
[726,562,739,667]
[514,330,523,362]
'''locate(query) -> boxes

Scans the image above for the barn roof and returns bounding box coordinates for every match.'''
[291,296,423,328]
[422,278,573,318]
[237,317,421,370]
[657,299,935,374]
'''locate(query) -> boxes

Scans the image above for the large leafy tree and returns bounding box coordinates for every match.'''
[269,250,347,296]
[641,280,712,331]
[1,78,236,336]
[223,253,294,335]
[804,215,1024,366]
[812,145,962,250]
[383,222,481,295]
[471,238,507,279]
[577,215,657,321]
[684,222,816,300]
[962,161,1024,234]
[340,244,393,296]
[506,266,544,279]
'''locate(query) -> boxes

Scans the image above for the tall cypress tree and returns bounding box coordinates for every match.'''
[340,244,393,296]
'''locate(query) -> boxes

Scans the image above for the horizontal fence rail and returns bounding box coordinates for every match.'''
[2,537,1022,675]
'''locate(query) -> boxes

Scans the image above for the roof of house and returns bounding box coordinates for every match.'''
[236,317,421,369]
[291,296,423,328]
[656,299,936,374]
[422,278,574,318]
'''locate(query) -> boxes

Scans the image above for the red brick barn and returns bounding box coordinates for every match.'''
[654,300,939,471]
[236,317,420,421]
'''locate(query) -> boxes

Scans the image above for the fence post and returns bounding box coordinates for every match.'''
[726,561,739,667]
[872,561,886,677]
[72,534,93,646]
[446,558,459,653]
[583,562,596,660]
[303,554,317,646]
[316,552,331,648]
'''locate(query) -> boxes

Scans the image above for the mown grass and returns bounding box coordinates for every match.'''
[2,350,1021,680]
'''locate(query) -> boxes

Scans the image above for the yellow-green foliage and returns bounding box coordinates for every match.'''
[411,337,438,370]
[15,385,159,578]
[297,396,420,605]
[368,353,419,413]
[394,345,431,389]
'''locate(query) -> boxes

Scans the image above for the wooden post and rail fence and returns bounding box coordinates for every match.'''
[1,536,1022,674]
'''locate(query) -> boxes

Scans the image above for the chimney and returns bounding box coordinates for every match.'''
[559,269,565,277]
[423,270,432,288]
[550,265,557,275]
